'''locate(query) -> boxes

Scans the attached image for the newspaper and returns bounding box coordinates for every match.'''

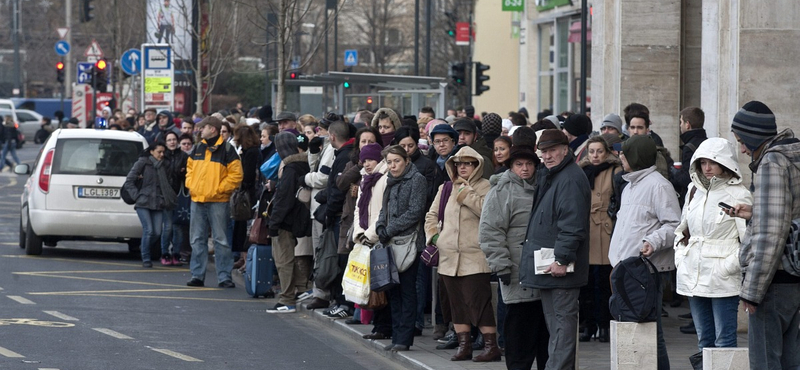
[534,248,575,275]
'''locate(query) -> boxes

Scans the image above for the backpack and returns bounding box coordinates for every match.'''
[609,255,662,322]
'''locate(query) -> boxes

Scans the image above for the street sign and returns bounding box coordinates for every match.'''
[120,49,142,75]
[344,50,358,67]
[455,22,470,46]
[57,27,69,39]
[141,44,174,113]
[54,41,70,56]
[502,0,524,11]
[84,39,104,62]
[76,62,93,84]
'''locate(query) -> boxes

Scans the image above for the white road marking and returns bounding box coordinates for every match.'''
[7,295,35,304]
[42,311,79,321]
[92,328,133,340]
[147,347,203,362]
[0,346,25,358]
[38,368,60,370]
[0,286,4,290]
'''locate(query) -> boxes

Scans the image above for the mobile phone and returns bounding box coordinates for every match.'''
[718,202,733,210]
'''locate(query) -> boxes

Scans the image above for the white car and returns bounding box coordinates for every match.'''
[16,129,148,255]
[15,109,43,143]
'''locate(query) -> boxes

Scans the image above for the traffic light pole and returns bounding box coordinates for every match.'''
[91,66,97,128]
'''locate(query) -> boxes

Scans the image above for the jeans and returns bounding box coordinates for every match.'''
[160,215,182,256]
[688,295,739,351]
[747,282,800,370]
[189,201,233,283]
[389,255,419,347]
[655,294,670,370]
[136,208,163,262]
[1,139,20,168]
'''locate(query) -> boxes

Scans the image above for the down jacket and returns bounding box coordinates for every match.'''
[269,152,311,237]
[185,135,243,203]
[480,169,540,303]
[125,156,174,210]
[425,147,492,277]
[609,165,680,271]
[674,138,752,298]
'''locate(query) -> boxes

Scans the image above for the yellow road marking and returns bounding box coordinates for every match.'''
[18,269,185,274]
[0,346,24,358]
[92,328,133,340]
[15,272,193,288]
[147,347,203,362]
[7,295,35,304]
[42,311,79,321]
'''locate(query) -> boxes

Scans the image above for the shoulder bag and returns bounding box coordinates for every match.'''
[230,187,253,221]
[421,181,452,267]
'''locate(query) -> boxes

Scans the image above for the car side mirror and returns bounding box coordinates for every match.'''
[14,164,30,175]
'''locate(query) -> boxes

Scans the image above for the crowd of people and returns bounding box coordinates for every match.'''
[104,99,798,370]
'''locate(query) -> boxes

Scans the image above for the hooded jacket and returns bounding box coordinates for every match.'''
[153,111,182,144]
[609,165,680,271]
[305,138,334,216]
[519,151,591,289]
[578,154,622,265]
[425,147,492,277]
[269,152,311,236]
[674,138,752,298]
[185,135,243,203]
[480,169,540,303]
[125,156,175,210]
[370,108,402,131]
[740,129,800,304]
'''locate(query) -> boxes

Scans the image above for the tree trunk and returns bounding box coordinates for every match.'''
[275,0,288,113]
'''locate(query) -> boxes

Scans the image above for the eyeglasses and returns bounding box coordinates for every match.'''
[433,138,452,145]
[454,161,477,168]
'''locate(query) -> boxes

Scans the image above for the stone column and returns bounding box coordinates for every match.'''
[702,348,750,370]
[609,320,657,370]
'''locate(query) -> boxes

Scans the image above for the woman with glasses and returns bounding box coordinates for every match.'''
[425,146,500,362]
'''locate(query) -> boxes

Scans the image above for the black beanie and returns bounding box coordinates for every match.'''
[731,100,777,151]
[562,114,590,137]
[621,135,657,171]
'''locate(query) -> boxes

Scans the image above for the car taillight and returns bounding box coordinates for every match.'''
[38,149,54,193]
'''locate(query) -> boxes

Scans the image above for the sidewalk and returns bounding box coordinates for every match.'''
[296,299,749,370]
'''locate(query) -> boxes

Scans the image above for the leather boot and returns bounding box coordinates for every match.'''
[450,332,472,361]
[472,332,502,362]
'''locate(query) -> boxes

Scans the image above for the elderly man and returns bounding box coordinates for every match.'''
[520,129,590,370]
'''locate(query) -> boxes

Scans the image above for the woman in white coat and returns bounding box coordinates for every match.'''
[674,137,752,351]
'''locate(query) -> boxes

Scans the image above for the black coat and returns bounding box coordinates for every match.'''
[268,153,311,236]
[410,148,437,207]
[675,129,708,199]
[124,156,174,210]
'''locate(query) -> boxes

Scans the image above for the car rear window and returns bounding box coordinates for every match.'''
[53,138,143,176]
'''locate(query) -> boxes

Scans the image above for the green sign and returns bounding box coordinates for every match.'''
[502,0,524,11]
[536,0,572,12]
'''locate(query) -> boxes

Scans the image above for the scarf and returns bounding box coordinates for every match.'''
[582,162,612,190]
[381,132,396,147]
[151,156,177,209]
[357,172,384,229]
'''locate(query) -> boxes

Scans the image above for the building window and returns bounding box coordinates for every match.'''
[537,14,590,114]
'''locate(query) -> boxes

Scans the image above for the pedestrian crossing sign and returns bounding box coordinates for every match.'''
[344,50,358,67]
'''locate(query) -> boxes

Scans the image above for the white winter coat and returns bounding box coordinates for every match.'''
[674,138,752,298]
[305,139,335,216]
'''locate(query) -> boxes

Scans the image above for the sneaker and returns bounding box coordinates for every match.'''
[218,280,235,288]
[325,306,352,319]
[186,278,204,287]
[322,305,340,315]
[160,256,172,266]
[171,255,183,266]
[142,261,153,268]
[296,290,313,302]
[267,303,297,313]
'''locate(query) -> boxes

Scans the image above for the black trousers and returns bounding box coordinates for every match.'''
[504,300,549,370]
[388,256,419,347]
[372,305,392,336]
[579,265,613,330]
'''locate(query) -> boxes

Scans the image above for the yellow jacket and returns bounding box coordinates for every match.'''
[185,136,243,203]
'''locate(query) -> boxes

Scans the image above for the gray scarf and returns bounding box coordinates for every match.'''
[151,156,177,209]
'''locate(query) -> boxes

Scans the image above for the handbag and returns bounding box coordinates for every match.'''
[249,216,271,245]
[172,185,191,225]
[370,244,400,292]
[121,177,142,205]
[312,228,341,290]
[230,187,253,221]
[362,290,388,310]
[421,181,452,267]
[389,232,418,273]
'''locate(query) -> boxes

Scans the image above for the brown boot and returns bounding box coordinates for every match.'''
[472,332,502,362]
[450,332,472,361]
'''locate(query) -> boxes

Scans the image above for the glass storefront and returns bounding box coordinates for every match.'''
[537,13,590,114]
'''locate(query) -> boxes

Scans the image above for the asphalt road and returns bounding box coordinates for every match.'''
[0,142,400,370]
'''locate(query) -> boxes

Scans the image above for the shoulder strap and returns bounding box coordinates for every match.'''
[684,142,697,154]
[438,181,453,223]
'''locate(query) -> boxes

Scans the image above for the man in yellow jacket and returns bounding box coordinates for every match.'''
[185,116,243,288]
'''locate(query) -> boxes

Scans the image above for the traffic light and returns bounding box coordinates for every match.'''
[474,62,490,95]
[289,71,300,79]
[366,96,373,105]
[94,59,108,92]
[343,81,351,89]
[445,12,456,37]
[450,62,466,86]
[80,0,94,22]
[56,61,65,83]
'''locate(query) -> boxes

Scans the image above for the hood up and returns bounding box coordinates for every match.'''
[689,137,744,188]
[445,146,485,185]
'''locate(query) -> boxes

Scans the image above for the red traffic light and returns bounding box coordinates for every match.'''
[95,59,107,70]
[56,62,65,70]
[366,97,373,105]
[289,72,298,79]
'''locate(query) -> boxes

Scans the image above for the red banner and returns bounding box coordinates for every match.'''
[456,22,470,46]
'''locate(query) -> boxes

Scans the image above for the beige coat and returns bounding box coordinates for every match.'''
[578,155,621,265]
[425,147,491,277]
[352,161,388,245]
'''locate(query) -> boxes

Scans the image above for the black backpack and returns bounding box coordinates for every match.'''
[609,255,662,322]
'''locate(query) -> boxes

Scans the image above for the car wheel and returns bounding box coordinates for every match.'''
[127,239,141,254]
[25,216,43,255]
[19,218,25,249]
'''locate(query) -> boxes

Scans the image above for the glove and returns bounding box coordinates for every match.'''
[376,226,390,245]
[269,227,280,237]
[431,233,439,246]
[309,137,324,154]
[497,273,512,286]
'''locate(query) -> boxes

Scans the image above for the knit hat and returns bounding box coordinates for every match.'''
[600,132,623,148]
[544,115,561,130]
[621,134,657,171]
[562,114,591,137]
[482,113,502,136]
[429,122,459,141]
[537,129,569,150]
[257,105,274,122]
[601,113,623,134]
[359,142,383,162]
[275,132,299,159]
[731,101,777,151]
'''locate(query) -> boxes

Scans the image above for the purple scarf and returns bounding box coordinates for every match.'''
[381,132,396,147]
[358,172,384,229]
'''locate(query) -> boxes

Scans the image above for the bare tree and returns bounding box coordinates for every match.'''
[346,0,409,74]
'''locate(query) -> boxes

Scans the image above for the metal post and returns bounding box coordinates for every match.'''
[65,0,73,98]
[92,66,97,127]
[192,0,199,113]
[414,0,419,76]
[12,0,21,96]
[333,9,338,71]
[324,10,328,72]
[580,0,588,115]
[425,0,431,76]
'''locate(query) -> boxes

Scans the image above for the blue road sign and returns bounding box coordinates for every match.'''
[121,49,142,75]
[344,50,358,67]
[77,62,93,84]
[55,41,71,56]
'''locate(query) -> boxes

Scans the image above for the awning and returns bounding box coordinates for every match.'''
[568,21,591,43]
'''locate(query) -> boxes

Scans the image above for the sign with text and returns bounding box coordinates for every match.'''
[502,0,524,11]
[141,44,174,112]
[455,22,470,46]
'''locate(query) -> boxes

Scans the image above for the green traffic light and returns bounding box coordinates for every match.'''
[344,82,350,88]
[448,30,455,37]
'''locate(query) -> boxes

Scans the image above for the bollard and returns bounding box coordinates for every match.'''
[609,320,657,370]
[702,348,749,370]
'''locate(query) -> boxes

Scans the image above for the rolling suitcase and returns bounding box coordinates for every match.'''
[244,244,275,298]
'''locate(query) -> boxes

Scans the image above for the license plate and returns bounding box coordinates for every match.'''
[77,187,120,199]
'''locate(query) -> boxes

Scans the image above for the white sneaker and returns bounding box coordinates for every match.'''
[267,304,296,313]
[296,290,313,302]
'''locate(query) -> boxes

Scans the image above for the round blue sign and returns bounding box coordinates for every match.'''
[54,41,71,56]
[121,49,142,75]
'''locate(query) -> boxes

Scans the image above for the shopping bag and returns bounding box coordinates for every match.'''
[342,243,371,305]
[370,244,400,292]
